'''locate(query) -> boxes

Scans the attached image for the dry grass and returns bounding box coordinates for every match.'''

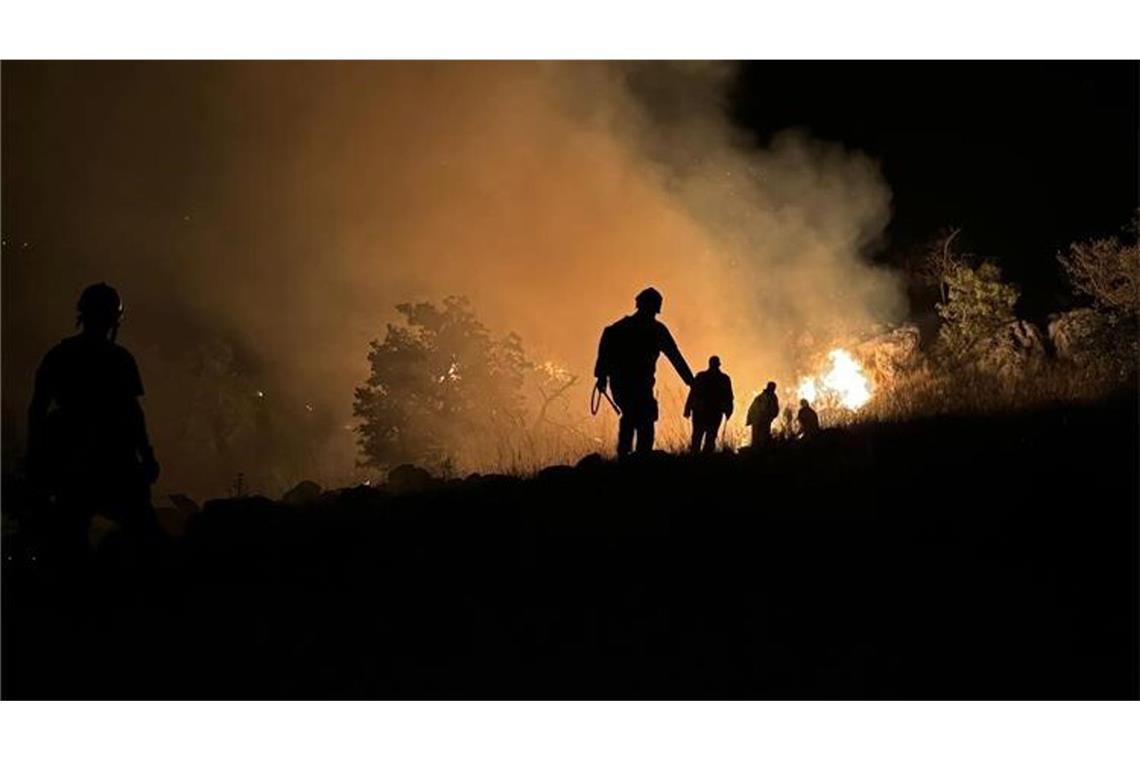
[413,353,1138,479]
[852,357,1136,425]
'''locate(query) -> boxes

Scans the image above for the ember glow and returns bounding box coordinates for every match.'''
[797,349,873,411]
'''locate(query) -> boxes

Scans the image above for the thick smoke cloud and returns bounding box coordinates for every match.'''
[2,62,904,496]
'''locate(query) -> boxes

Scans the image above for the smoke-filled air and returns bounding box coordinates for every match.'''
[3,62,907,496]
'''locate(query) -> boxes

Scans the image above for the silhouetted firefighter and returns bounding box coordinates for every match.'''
[26,283,161,567]
[797,398,821,440]
[746,381,780,448]
[594,287,694,456]
[684,355,734,453]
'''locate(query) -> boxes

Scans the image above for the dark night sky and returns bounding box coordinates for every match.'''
[730,61,1139,317]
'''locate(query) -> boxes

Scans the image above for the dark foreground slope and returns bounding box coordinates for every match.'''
[4,396,1138,698]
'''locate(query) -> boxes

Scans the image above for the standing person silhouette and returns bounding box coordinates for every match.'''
[594,287,694,456]
[27,283,161,567]
[746,381,780,449]
[684,355,734,453]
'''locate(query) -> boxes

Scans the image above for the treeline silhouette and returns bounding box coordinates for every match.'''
[3,393,1137,698]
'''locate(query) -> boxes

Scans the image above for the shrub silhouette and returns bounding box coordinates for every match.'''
[935,261,1020,362]
[354,296,530,474]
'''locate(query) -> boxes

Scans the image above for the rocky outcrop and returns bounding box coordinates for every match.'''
[855,324,921,384]
[386,463,438,493]
[975,320,1047,378]
[1048,308,1108,364]
[283,480,323,506]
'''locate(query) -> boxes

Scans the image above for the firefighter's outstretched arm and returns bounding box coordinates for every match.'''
[660,327,694,386]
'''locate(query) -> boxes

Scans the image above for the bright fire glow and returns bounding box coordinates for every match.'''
[796,348,872,411]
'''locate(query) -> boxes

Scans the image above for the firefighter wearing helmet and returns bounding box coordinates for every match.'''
[594,287,694,456]
[27,283,161,566]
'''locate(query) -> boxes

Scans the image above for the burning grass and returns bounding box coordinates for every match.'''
[796,348,873,412]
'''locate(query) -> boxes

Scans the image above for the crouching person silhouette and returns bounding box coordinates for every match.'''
[796,398,821,440]
[594,287,694,456]
[27,283,162,570]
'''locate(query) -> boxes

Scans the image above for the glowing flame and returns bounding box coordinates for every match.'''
[797,376,818,405]
[796,348,872,411]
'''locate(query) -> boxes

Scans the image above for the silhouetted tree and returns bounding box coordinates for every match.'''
[935,261,1020,361]
[1058,235,1139,318]
[1055,215,1140,377]
[354,296,530,473]
[181,340,258,467]
[530,360,579,433]
[919,227,969,306]
[175,339,322,496]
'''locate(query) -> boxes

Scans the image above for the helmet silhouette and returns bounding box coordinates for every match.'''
[77,282,123,327]
[635,287,663,314]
